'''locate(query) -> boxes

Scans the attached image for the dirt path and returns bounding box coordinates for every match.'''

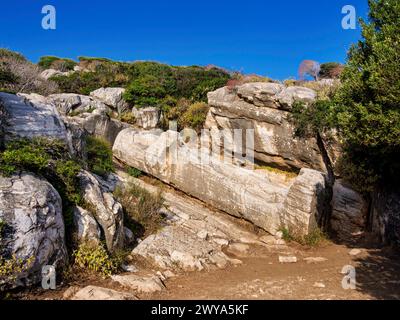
[143,243,400,300]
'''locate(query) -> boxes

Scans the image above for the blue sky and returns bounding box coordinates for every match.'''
[1,0,369,80]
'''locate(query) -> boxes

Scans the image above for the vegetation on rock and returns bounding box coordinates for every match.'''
[114,182,165,238]
[85,136,114,177]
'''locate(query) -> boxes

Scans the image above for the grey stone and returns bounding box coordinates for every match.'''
[111,274,165,293]
[71,285,136,300]
[90,87,129,114]
[331,180,368,241]
[132,107,160,129]
[0,172,67,289]
[0,92,68,142]
[78,170,124,252]
[72,206,101,244]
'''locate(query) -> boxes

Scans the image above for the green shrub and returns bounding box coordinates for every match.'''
[123,74,167,108]
[114,183,164,237]
[72,242,117,277]
[0,255,34,283]
[38,56,77,71]
[118,111,136,124]
[280,227,327,247]
[86,136,114,177]
[127,167,142,178]
[179,102,209,132]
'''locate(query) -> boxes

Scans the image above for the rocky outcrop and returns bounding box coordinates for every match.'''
[115,170,279,273]
[0,92,68,143]
[78,171,124,252]
[66,113,129,145]
[40,69,74,80]
[113,129,328,236]
[132,107,161,129]
[90,88,129,114]
[330,180,368,241]
[20,93,111,116]
[370,187,400,246]
[0,172,67,289]
[206,83,329,172]
[47,93,110,116]
[281,169,327,235]
[72,206,101,244]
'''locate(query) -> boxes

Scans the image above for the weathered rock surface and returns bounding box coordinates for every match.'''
[40,69,73,80]
[66,113,129,145]
[115,170,267,273]
[281,168,327,236]
[90,87,129,114]
[132,107,161,129]
[72,206,101,244]
[78,171,124,251]
[111,274,165,293]
[0,92,68,142]
[0,172,67,289]
[206,84,329,172]
[331,180,368,241]
[71,285,136,300]
[113,129,327,236]
[370,187,400,246]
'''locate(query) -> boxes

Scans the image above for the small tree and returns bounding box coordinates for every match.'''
[298,60,321,81]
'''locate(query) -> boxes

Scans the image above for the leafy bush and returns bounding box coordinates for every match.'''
[86,136,114,177]
[124,74,167,107]
[52,61,131,95]
[0,255,34,284]
[127,167,142,178]
[72,242,117,277]
[114,183,164,237]
[319,62,344,79]
[280,227,327,247]
[38,56,77,71]
[179,102,209,132]
[118,112,136,124]
[291,0,400,193]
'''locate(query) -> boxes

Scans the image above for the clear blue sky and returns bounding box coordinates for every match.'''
[1,0,369,80]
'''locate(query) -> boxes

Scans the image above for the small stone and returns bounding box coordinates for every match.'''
[213,238,229,246]
[63,286,79,300]
[228,243,250,255]
[197,230,208,240]
[313,282,326,288]
[349,249,362,256]
[121,264,138,273]
[275,231,284,240]
[259,235,276,245]
[163,270,176,279]
[279,256,297,263]
[111,274,165,293]
[275,239,286,245]
[72,286,136,300]
[304,257,328,264]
